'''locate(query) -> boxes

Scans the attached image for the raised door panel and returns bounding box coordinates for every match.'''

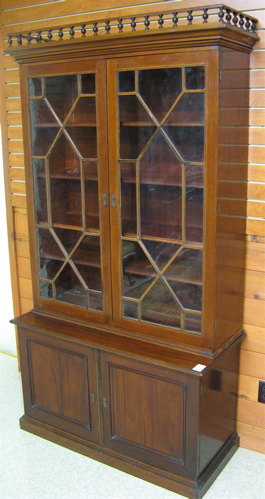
[100,352,200,479]
[19,326,100,443]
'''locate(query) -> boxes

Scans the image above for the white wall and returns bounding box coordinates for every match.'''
[0,126,17,356]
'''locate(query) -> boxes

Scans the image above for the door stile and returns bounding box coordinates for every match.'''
[107,59,122,324]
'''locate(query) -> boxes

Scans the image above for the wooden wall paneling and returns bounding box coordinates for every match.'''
[1,0,264,453]
[0,9,21,335]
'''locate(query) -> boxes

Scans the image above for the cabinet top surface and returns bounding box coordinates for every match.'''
[6,4,259,62]
[12,311,244,373]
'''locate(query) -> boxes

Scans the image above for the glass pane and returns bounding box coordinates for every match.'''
[55,263,87,307]
[120,126,156,159]
[40,281,53,299]
[81,73,95,94]
[49,134,80,178]
[186,164,204,243]
[67,97,96,125]
[166,93,204,124]
[164,249,202,284]
[37,228,65,279]
[184,312,201,333]
[50,178,82,227]
[168,281,202,311]
[185,67,205,90]
[141,279,181,328]
[140,132,182,185]
[120,162,137,236]
[72,235,101,268]
[138,68,182,120]
[29,100,60,156]
[84,163,99,230]
[29,77,42,97]
[53,228,82,255]
[89,291,102,311]
[122,241,156,298]
[186,187,204,243]
[140,184,182,240]
[142,240,181,271]
[123,300,138,319]
[119,95,154,124]
[65,126,97,158]
[33,159,48,225]
[162,126,204,162]
[119,71,135,92]
[45,75,78,122]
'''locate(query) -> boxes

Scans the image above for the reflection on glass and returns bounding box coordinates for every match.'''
[29,77,42,97]
[40,282,53,299]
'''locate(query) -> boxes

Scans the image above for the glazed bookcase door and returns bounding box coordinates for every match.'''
[25,60,112,322]
[109,52,217,347]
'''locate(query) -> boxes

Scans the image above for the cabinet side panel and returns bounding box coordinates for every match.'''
[199,344,239,474]
[215,49,250,348]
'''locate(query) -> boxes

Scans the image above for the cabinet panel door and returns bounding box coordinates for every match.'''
[100,352,199,479]
[108,51,218,349]
[23,60,112,324]
[19,327,100,443]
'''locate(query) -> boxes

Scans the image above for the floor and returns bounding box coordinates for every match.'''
[0,353,264,499]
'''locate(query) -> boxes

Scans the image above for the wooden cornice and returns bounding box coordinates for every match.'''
[7,23,259,65]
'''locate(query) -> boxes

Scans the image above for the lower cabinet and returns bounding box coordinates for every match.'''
[16,315,241,499]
